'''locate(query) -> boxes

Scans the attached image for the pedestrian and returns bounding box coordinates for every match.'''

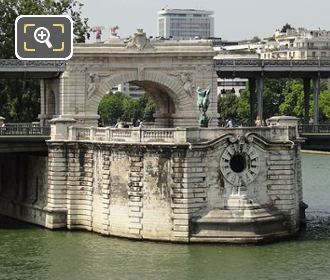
[225,118,233,128]
[115,118,124,128]
[135,119,141,127]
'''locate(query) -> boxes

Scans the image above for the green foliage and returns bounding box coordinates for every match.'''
[236,89,250,124]
[0,0,89,122]
[217,93,239,123]
[218,79,330,125]
[320,90,330,119]
[263,79,286,118]
[0,79,40,122]
[279,81,305,118]
[0,0,90,57]
[98,92,155,126]
[280,23,294,33]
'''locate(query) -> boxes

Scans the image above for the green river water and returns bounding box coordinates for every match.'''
[0,153,329,280]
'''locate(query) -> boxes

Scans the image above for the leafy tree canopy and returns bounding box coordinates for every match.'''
[218,79,330,125]
[98,92,155,126]
[0,0,89,122]
[280,23,294,33]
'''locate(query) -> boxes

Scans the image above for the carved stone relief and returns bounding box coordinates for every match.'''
[220,136,260,187]
[87,72,111,99]
[168,72,195,97]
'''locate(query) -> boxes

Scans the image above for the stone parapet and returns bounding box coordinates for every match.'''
[65,126,300,144]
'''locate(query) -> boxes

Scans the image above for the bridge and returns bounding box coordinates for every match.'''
[0,59,65,79]
[0,35,327,243]
[215,58,330,126]
[0,124,49,152]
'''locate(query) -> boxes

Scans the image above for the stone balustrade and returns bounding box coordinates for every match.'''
[63,125,298,144]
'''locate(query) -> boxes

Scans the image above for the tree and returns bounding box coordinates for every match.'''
[236,89,250,124]
[98,92,155,126]
[0,0,89,122]
[319,90,330,121]
[218,93,239,124]
[280,23,294,33]
[279,81,305,118]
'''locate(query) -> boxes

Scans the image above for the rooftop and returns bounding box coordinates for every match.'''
[158,8,214,16]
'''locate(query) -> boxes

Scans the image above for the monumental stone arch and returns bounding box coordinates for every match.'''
[43,29,218,127]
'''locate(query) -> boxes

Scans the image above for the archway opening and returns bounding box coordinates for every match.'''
[97,80,176,128]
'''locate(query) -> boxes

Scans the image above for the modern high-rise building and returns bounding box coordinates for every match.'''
[157,8,214,39]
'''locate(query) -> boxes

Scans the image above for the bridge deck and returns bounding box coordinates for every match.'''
[215,58,330,78]
[0,59,65,79]
[0,125,50,153]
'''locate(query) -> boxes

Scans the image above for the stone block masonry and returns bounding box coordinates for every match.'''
[41,125,305,243]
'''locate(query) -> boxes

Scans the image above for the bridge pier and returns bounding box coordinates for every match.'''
[313,75,321,125]
[303,78,311,124]
[257,76,264,124]
[248,78,257,125]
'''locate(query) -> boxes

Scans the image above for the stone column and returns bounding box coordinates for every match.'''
[256,76,264,124]
[0,116,5,127]
[38,79,47,126]
[248,78,257,126]
[49,117,76,140]
[303,78,311,124]
[313,75,321,125]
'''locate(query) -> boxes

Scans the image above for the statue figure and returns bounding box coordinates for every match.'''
[91,26,105,42]
[196,86,211,127]
[110,25,119,37]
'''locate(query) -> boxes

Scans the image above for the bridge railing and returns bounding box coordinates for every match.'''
[67,126,298,144]
[214,58,330,68]
[69,127,186,143]
[0,59,65,70]
[298,124,330,134]
[0,124,50,136]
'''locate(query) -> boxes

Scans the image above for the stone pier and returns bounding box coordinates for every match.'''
[38,118,305,243]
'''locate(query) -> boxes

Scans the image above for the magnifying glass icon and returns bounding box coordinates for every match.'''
[34,27,53,49]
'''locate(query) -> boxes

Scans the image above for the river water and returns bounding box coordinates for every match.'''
[0,153,329,280]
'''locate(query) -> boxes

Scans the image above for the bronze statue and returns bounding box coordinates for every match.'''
[196,86,211,127]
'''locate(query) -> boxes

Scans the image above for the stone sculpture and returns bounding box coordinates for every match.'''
[196,86,211,127]
[87,72,110,99]
[126,29,153,50]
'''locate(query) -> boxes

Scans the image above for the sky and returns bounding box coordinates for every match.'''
[80,0,330,41]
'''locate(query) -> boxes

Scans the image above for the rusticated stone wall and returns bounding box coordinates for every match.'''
[47,142,195,242]
[44,129,304,243]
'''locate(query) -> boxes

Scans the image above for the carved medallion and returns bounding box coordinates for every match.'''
[220,139,260,187]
